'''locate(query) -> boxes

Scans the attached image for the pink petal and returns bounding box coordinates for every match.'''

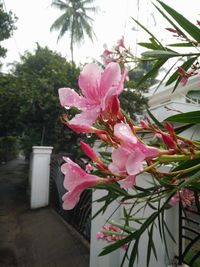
[120,175,136,188]
[58,88,87,109]
[101,69,126,110]
[142,145,159,159]
[62,191,81,210]
[100,62,121,99]
[114,123,137,144]
[68,107,100,130]
[62,179,99,210]
[78,63,101,102]
[109,145,130,174]
[126,150,144,175]
[62,161,86,191]
[80,141,98,161]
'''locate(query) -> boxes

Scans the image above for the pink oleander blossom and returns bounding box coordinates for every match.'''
[96,224,128,250]
[170,189,197,207]
[109,123,159,188]
[59,62,126,132]
[116,36,126,50]
[61,157,106,210]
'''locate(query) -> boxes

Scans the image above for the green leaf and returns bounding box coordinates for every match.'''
[147,225,153,267]
[142,50,179,59]
[137,59,166,86]
[129,239,139,267]
[157,0,200,42]
[172,157,200,173]
[146,109,164,129]
[153,4,187,40]
[163,221,176,243]
[166,110,200,124]
[166,57,197,86]
[174,123,194,134]
[131,17,164,49]
[167,42,197,47]
[138,42,159,50]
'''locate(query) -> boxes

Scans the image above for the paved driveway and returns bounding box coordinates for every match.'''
[0,158,90,267]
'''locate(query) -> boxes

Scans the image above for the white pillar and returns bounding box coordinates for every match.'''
[29,146,53,209]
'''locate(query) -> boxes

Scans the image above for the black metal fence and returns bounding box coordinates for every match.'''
[49,154,92,242]
[178,192,200,267]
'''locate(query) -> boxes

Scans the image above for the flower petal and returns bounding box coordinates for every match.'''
[100,62,121,98]
[120,175,136,188]
[109,145,130,174]
[58,88,88,109]
[61,160,86,191]
[62,179,99,210]
[114,123,137,144]
[78,63,101,102]
[68,107,100,131]
[126,150,144,175]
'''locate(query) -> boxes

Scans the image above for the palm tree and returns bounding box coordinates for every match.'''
[50,0,98,63]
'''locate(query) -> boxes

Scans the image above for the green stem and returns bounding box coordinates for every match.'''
[142,161,160,172]
[158,151,200,163]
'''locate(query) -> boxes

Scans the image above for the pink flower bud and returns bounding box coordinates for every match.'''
[140,119,148,129]
[80,141,98,162]
[160,132,176,149]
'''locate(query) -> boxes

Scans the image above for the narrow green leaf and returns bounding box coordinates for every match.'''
[147,225,153,267]
[166,110,200,124]
[129,239,139,267]
[153,3,187,40]
[157,0,200,42]
[142,50,179,59]
[166,57,197,86]
[99,232,135,256]
[131,17,164,49]
[163,221,176,243]
[146,109,164,129]
[138,42,159,50]
[167,42,197,47]
[137,59,166,86]
[174,123,194,134]
[171,75,182,93]
[172,157,200,172]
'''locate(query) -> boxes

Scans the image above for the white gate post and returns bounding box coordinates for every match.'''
[29,146,53,209]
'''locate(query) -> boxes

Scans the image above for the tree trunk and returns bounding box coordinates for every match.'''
[70,19,75,64]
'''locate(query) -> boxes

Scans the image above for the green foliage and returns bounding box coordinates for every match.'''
[0,136,18,162]
[133,0,200,91]
[0,45,82,158]
[0,3,16,61]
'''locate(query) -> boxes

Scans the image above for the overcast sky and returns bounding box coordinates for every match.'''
[1,0,199,72]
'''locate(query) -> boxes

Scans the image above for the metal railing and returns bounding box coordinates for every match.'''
[178,192,200,267]
[49,154,92,242]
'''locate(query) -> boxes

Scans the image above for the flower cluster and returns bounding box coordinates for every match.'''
[59,61,200,211]
[96,224,128,250]
[58,1,200,264]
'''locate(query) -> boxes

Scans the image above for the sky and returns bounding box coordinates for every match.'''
[1,0,200,72]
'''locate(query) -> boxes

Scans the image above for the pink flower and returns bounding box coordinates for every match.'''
[116,36,126,50]
[80,141,99,162]
[109,123,159,188]
[160,132,176,149]
[61,157,106,210]
[59,63,126,132]
[170,189,196,207]
[96,224,128,250]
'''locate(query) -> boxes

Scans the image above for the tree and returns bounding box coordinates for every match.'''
[0,3,16,62]
[50,0,98,63]
[1,45,81,157]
